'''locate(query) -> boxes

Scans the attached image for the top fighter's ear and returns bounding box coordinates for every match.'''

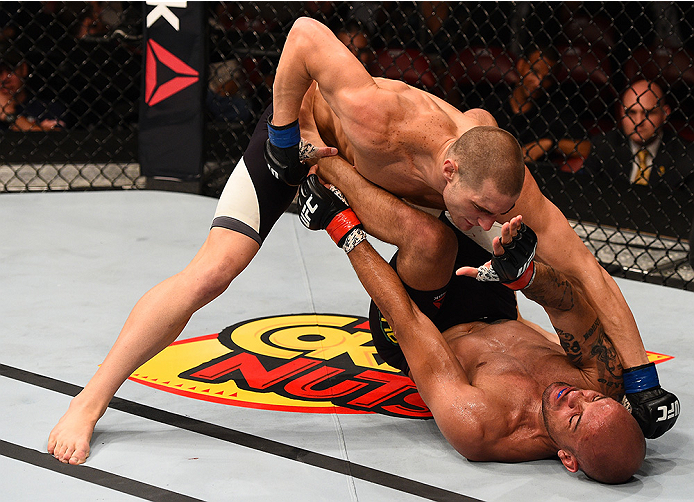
[557,449,579,473]
[442,158,458,183]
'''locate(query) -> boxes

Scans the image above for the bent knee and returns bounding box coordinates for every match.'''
[184,231,259,301]
[188,264,237,300]
[408,220,458,266]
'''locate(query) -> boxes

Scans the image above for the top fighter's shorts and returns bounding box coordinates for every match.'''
[211,105,298,245]
[369,212,518,375]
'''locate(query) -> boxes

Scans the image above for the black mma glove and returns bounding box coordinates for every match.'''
[473,223,538,290]
[298,174,366,253]
[623,362,680,439]
[264,115,309,186]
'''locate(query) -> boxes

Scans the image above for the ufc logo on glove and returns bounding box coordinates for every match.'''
[658,399,680,422]
[300,195,318,228]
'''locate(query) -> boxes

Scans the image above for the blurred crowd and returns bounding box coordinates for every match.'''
[0,1,143,130]
[1,2,693,224]
[208,2,694,190]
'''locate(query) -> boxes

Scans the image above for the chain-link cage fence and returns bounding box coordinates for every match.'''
[0,2,142,189]
[1,2,693,290]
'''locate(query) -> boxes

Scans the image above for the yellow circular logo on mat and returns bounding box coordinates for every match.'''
[129,314,432,418]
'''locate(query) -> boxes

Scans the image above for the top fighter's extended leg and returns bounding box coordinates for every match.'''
[47,104,325,465]
[47,228,260,464]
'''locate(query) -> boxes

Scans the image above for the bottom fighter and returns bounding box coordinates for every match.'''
[296,159,675,483]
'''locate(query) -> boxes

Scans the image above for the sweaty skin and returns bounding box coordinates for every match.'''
[278,17,647,372]
[436,317,593,461]
[303,78,483,209]
[342,219,639,469]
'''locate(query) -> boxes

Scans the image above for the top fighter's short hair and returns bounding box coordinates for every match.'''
[448,126,525,197]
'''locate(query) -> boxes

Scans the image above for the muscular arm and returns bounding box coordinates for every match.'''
[345,238,497,459]
[271,17,383,127]
[510,169,648,370]
[524,262,624,396]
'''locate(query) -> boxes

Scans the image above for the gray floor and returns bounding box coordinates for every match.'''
[1,190,693,501]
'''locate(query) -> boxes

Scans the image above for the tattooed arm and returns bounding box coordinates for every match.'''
[523,262,624,396]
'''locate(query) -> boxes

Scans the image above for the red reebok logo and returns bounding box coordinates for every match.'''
[145,39,199,106]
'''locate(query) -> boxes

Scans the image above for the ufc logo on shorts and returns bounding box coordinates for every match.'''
[657,399,680,422]
[300,194,318,227]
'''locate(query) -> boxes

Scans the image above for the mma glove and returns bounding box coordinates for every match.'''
[298,174,366,253]
[264,115,309,186]
[473,223,538,290]
[623,362,680,439]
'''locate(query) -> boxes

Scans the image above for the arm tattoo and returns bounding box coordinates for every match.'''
[589,321,624,393]
[556,318,623,394]
[523,264,574,312]
[555,326,584,367]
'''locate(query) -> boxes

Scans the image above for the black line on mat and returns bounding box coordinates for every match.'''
[0,439,203,502]
[0,363,481,502]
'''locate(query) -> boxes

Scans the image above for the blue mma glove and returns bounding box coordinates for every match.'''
[623,362,680,439]
[298,174,366,253]
[264,115,309,186]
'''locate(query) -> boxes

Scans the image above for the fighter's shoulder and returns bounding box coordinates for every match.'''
[373,76,411,93]
[461,108,497,127]
[373,78,447,109]
[448,406,546,462]
[351,78,436,129]
[340,77,402,109]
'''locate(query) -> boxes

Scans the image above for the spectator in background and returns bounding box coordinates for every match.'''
[0,2,75,56]
[346,2,388,40]
[417,1,461,63]
[336,20,374,68]
[207,60,252,124]
[0,50,65,131]
[583,80,694,191]
[489,46,589,166]
[300,1,340,31]
[75,1,123,40]
[211,2,287,50]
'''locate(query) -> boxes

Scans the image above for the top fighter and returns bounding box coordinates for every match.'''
[48,17,677,465]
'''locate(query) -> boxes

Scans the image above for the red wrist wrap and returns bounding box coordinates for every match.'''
[504,262,536,290]
[326,209,361,245]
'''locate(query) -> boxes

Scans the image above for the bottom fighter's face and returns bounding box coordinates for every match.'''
[541,382,614,450]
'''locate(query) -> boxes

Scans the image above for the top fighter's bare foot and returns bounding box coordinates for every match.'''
[47,396,103,465]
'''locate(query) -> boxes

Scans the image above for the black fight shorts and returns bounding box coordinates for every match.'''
[211,105,299,245]
[369,213,518,375]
